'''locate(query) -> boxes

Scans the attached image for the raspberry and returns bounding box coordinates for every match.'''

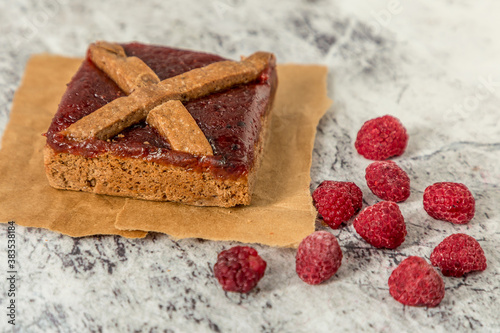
[312,181,363,229]
[423,182,475,224]
[388,256,445,307]
[365,161,410,202]
[353,201,406,249]
[213,246,267,293]
[314,181,363,211]
[296,231,343,285]
[355,115,409,160]
[430,233,487,277]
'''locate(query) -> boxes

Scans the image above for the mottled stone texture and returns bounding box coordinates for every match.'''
[0,0,499,332]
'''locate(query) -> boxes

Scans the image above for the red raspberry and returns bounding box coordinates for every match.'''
[423,182,475,224]
[314,181,363,211]
[388,256,445,307]
[296,231,343,285]
[430,233,487,277]
[213,246,266,293]
[353,201,406,249]
[355,115,409,160]
[312,181,363,229]
[365,161,410,202]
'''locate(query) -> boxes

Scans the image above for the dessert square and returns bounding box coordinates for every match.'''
[44,42,277,207]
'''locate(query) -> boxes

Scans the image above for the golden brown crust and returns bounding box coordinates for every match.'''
[61,52,275,141]
[146,100,214,156]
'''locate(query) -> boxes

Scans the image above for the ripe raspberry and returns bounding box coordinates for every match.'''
[213,246,266,293]
[353,201,406,249]
[355,115,409,160]
[365,161,410,202]
[312,181,363,229]
[296,231,343,285]
[423,182,475,224]
[314,181,363,211]
[388,256,445,307]
[430,233,487,277]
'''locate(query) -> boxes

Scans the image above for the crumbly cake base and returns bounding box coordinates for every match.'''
[43,110,272,207]
[43,146,251,207]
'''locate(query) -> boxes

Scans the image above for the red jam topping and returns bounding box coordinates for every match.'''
[46,43,277,179]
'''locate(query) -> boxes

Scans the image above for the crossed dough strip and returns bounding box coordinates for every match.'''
[89,41,160,94]
[89,41,209,155]
[61,49,275,143]
[147,100,214,156]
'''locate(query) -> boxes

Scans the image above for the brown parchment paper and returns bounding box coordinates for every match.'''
[0,54,331,246]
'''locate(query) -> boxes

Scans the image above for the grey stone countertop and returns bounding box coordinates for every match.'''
[0,0,499,332]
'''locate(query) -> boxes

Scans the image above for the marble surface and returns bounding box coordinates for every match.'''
[1,0,499,332]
